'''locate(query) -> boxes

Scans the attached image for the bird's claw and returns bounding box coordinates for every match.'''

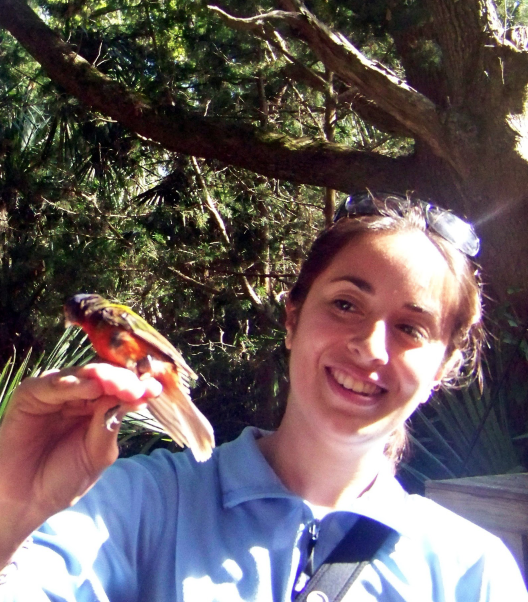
[136,354,153,376]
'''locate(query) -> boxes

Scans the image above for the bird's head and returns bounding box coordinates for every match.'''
[64,293,104,326]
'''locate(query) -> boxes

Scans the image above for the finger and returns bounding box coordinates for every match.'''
[77,364,162,403]
[83,397,150,471]
[13,371,105,413]
[61,398,148,418]
[141,376,163,399]
[11,363,162,422]
[40,369,60,377]
[83,398,123,473]
[82,363,162,399]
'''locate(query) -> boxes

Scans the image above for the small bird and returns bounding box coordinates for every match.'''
[64,293,215,462]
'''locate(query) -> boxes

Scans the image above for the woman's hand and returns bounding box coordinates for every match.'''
[0,363,162,568]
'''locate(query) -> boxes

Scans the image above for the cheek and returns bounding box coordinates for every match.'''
[401,343,448,395]
[430,341,451,384]
[286,309,334,372]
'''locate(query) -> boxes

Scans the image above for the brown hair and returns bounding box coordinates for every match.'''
[288,194,484,464]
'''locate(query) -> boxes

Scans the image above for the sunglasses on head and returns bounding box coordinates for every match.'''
[333,192,480,257]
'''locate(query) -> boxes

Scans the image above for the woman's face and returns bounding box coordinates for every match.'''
[285,229,458,448]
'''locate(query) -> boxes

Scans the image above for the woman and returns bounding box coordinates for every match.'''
[0,192,525,601]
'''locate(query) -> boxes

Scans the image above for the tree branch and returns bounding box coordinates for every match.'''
[167,266,222,295]
[191,157,231,245]
[337,89,414,137]
[212,5,415,139]
[209,5,333,97]
[206,6,297,31]
[274,0,457,170]
[0,0,421,193]
[281,64,413,137]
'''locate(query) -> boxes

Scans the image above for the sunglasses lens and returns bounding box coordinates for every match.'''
[334,195,480,257]
[347,196,375,213]
[426,206,480,256]
[333,196,371,221]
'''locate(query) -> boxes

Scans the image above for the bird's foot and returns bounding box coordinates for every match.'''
[136,355,153,376]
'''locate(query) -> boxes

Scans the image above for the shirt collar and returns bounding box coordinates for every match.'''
[218,427,413,538]
[219,427,298,508]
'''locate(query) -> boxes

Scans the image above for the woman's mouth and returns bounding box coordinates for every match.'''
[330,368,386,396]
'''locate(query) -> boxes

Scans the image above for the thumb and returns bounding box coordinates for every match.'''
[83,397,127,474]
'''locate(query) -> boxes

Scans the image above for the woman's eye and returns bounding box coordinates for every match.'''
[333,299,356,312]
[398,324,426,341]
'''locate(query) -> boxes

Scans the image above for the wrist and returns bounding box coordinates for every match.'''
[0,536,33,583]
[0,501,44,571]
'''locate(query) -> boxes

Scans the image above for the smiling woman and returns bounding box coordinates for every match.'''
[279,230,459,469]
[284,194,484,466]
[0,192,525,602]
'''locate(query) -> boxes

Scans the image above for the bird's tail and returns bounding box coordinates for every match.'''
[147,364,215,462]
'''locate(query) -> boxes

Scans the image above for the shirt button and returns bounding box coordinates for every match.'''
[306,592,329,602]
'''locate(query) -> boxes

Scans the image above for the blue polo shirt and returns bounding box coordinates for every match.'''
[2,427,526,601]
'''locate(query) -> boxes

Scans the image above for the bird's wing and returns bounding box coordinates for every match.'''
[147,359,214,462]
[101,305,198,380]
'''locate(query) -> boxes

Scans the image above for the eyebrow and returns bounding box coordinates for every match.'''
[332,276,374,293]
[404,302,437,319]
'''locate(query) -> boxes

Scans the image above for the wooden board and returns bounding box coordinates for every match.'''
[425,473,528,584]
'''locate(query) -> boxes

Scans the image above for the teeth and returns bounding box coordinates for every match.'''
[331,368,382,395]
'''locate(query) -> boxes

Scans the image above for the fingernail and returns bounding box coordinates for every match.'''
[147,380,163,398]
[54,374,81,387]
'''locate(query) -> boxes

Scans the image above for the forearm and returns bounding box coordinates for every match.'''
[0,501,46,572]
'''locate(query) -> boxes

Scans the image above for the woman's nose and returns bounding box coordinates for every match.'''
[347,320,389,365]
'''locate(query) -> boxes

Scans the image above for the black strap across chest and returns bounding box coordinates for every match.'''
[295,516,395,602]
